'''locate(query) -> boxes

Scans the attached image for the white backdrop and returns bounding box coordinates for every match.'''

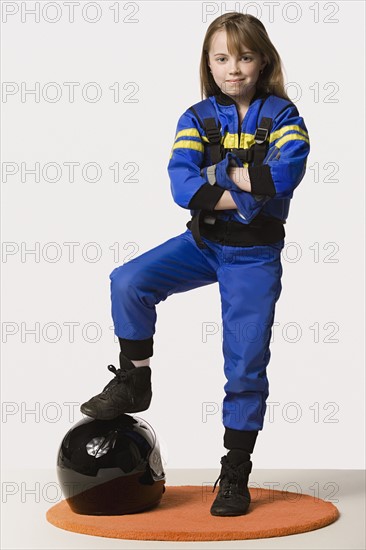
[1,1,365,471]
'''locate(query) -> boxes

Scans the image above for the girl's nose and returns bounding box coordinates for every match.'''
[229,61,240,73]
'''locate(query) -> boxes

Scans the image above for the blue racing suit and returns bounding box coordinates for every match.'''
[109,90,310,452]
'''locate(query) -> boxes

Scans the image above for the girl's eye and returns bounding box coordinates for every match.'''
[216,56,252,62]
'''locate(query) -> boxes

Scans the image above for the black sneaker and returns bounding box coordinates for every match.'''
[210,454,252,516]
[80,352,152,420]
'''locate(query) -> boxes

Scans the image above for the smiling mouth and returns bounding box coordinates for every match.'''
[226,79,244,83]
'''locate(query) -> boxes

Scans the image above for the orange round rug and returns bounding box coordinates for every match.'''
[46,485,340,541]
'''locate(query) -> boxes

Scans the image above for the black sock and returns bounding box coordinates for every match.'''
[227,449,250,465]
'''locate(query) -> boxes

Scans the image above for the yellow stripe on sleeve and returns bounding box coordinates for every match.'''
[175,128,201,140]
[276,133,310,149]
[271,125,309,143]
[171,140,205,153]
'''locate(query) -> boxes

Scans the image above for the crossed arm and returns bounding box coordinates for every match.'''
[214,167,251,210]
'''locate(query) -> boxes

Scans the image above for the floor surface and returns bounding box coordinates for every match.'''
[1,469,365,549]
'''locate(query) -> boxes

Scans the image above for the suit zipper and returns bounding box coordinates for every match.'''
[234,104,241,147]
[233,104,246,220]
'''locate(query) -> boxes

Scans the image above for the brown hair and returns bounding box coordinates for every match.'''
[199,12,291,101]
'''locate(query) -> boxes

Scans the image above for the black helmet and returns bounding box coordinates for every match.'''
[57,414,166,515]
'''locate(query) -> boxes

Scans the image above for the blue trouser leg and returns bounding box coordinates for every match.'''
[109,230,218,347]
[217,240,284,432]
[109,227,284,437]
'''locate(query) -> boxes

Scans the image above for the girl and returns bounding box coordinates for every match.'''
[81,12,310,516]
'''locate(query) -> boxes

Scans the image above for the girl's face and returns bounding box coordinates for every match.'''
[207,29,266,103]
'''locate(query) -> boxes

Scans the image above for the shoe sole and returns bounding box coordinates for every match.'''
[210,508,249,516]
[80,394,152,420]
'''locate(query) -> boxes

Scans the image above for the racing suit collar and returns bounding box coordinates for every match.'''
[215,88,269,106]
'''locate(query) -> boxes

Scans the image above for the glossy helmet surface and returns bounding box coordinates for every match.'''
[57,414,166,515]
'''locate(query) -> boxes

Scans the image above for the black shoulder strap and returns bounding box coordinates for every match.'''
[252,116,273,166]
[252,95,293,166]
[189,101,223,164]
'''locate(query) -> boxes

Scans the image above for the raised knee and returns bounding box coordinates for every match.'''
[110,261,153,299]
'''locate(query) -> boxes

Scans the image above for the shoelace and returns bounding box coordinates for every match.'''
[101,364,129,394]
[212,456,249,495]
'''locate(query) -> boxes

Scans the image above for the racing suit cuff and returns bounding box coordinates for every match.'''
[248,165,277,198]
[229,189,269,223]
[188,183,226,210]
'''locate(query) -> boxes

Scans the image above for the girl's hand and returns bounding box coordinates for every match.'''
[228,167,252,192]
